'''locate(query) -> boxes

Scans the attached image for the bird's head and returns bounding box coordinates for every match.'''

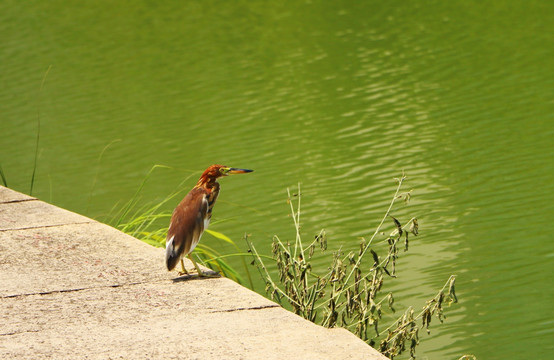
[199,164,253,183]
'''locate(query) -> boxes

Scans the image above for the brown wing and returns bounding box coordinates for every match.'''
[165,187,209,270]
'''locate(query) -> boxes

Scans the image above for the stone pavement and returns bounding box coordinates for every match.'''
[0,186,388,359]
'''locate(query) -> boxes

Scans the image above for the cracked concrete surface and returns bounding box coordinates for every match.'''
[0,186,388,359]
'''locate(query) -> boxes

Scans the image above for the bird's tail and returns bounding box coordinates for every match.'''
[165,236,180,271]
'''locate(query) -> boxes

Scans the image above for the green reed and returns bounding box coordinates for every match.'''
[247,175,459,359]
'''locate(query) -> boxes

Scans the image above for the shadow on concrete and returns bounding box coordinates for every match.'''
[171,271,221,282]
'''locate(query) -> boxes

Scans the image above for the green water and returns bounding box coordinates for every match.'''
[2,1,553,358]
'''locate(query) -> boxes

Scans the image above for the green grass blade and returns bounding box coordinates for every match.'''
[0,165,7,187]
[30,65,52,196]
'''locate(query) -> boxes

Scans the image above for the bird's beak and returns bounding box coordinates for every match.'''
[227,168,254,174]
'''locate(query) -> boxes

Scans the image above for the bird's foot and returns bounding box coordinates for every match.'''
[178,259,190,276]
[187,254,220,278]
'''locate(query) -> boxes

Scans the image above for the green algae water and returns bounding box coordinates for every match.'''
[2,1,553,358]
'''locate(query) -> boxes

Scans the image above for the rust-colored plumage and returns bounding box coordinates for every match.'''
[165,164,253,276]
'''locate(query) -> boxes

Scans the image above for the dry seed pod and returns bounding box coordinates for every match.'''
[390,215,403,236]
[320,231,327,250]
[272,239,279,254]
[370,249,379,266]
[388,293,395,312]
[438,292,445,308]
[410,218,419,236]
[426,311,432,333]
[449,276,458,303]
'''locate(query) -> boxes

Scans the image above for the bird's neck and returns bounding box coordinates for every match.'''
[196,177,218,191]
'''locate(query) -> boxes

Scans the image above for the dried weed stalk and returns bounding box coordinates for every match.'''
[247,175,458,359]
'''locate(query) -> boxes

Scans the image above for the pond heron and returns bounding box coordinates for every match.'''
[165,164,253,277]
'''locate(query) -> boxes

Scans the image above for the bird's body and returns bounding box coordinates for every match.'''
[165,164,252,276]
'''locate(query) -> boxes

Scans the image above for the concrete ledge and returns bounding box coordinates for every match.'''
[0,186,388,359]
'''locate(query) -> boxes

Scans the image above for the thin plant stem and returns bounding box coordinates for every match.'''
[30,65,52,195]
[345,174,405,285]
[288,185,303,259]
[248,240,301,307]
[86,139,121,213]
[0,165,7,187]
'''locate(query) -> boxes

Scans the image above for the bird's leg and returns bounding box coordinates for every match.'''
[178,259,189,276]
[188,254,219,278]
